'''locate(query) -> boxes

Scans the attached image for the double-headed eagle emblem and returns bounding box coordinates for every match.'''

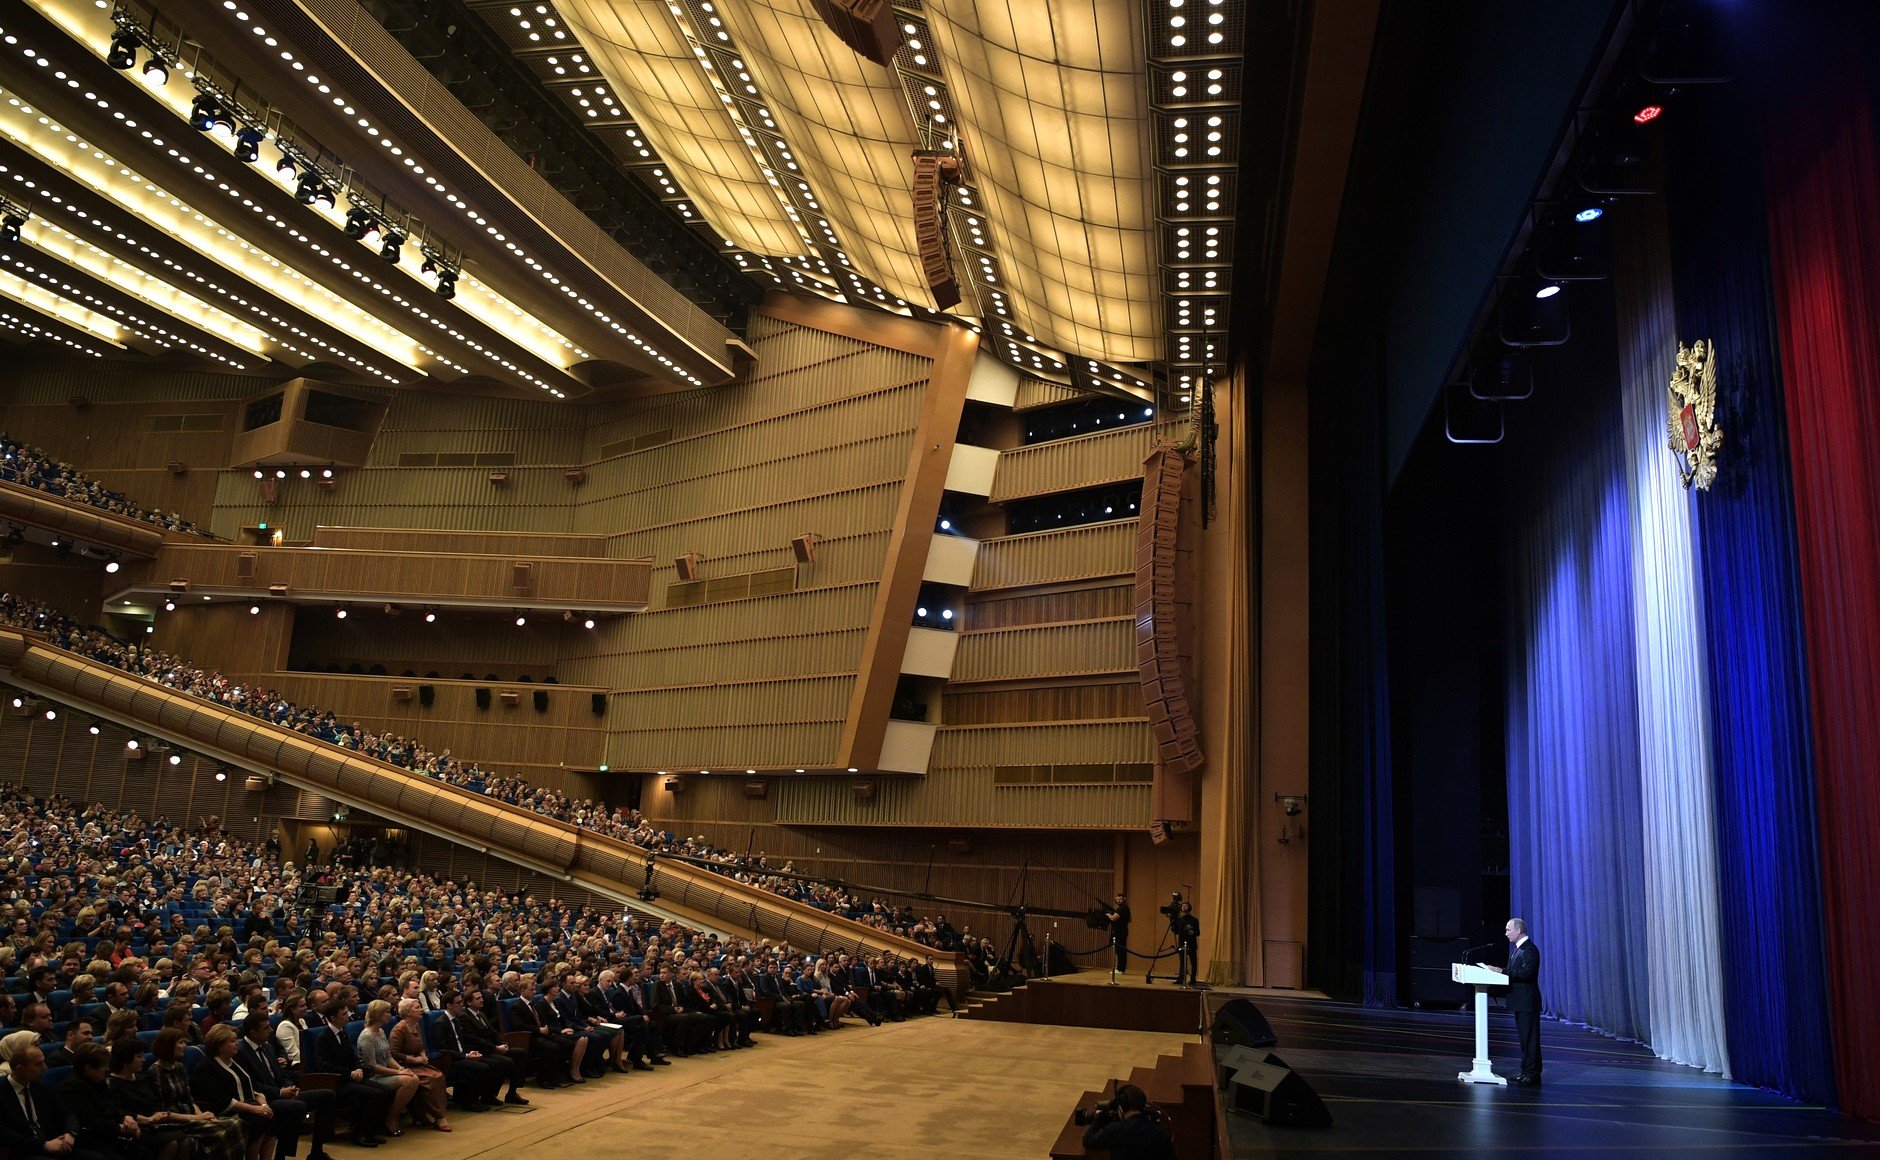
[1666,339,1722,490]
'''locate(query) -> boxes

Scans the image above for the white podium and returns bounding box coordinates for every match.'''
[1452,962,1509,1085]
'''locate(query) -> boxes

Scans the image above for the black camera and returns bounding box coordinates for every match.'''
[1159,890,1183,920]
[1073,1099,1119,1128]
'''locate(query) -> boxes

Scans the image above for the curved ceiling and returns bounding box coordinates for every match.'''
[558,0,812,258]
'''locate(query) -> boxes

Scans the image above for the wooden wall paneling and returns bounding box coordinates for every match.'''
[311,527,608,557]
[950,618,1137,683]
[288,613,572,677]
[2,544,108,623]
[1012,377,1089,412]
[941,680,1145,725]
[965,582,1134,630]
[930,720,1155,768]
[0,481,168,558]
[773,769,1151,829]
[970,521,1137,591]
[572,627,870,690]
[210,467,578,539]
[151,602,295,676]
[605,718,848,770]
[367,394,583,466]
[989,421,1179,502]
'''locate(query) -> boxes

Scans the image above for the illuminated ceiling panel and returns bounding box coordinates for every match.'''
[716,0,937,310]
[923,0,1161,363]
[557,0,810,258]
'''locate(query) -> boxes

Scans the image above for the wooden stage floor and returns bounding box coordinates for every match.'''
[1224,995,1880,1158]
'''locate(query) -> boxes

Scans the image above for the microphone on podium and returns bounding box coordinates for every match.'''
[1459,942,1498,963]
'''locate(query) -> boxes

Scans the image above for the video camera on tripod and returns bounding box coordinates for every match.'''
[1158,890,1184,921]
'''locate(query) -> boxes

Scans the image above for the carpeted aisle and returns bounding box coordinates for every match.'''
[356,1017,1191,1160]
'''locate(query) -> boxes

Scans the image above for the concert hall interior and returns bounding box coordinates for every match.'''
[2,0,1879,1156]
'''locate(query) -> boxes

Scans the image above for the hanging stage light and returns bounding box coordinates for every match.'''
[435,271,457,300]
[379,231,405,264]
[107,31,138,70]
[0,215,22,245]
[188,95,221,133]
[275,152,296,176]
[233,127,263,164]
[342,207,374,238]
[295,172,334,208]
[141,56,168,85]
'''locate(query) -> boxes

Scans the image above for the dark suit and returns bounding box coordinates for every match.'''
[455,1007,522,1097]
[56,1074,149,1160]
[1,1076,111,1160]
[505,996,573,1082]
[238,1036,336,1157]
[308,1024,395,1141]
[599,983,663,1061]
[1505,938,1543,1079]
[643,979,711,1055]
[430,1012,499,1106]
[190,1059,278,1144]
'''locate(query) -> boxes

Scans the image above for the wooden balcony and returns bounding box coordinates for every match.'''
[0,626,965,993]
[0,478,172,558]
[110,540,652,613]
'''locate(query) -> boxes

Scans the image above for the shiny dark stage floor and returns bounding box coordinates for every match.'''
[1224,995,1880,1158]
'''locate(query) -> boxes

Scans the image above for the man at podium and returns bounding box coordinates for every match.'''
[1483,917,1543,1085]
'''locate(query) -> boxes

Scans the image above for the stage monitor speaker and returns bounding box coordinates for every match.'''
[1226,1052,1332,1127]
[1211,998,1278,1049]
[590,692,607,716]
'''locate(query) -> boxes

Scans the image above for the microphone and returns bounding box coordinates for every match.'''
[1459,942,1498,962]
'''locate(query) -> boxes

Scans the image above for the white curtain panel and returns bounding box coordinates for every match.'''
[1614,202,1732,1077]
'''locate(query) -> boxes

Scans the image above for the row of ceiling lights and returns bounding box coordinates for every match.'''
[3,692,230,776]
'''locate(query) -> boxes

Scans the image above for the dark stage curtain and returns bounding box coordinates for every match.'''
[1761,8,1880,1120]
[1666,80,1838,1104]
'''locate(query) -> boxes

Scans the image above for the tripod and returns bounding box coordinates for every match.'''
[1146,914,1178,984]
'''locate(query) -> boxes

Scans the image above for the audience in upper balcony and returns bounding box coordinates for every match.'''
[0,781,956,1155]
[1,435,208,537]
[0,594,979,955]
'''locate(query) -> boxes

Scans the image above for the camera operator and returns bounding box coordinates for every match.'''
[1080,1083,1176,1160]
[1172,901,1200,986]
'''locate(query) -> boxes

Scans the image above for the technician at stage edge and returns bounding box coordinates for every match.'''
[1488,917,1542,1086]
[1104,894,1132,979]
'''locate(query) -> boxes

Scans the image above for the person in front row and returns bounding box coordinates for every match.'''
[1487,917,1543,1086]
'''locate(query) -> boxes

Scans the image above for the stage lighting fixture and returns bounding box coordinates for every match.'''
[167,753,181,766]
[336,607,347,619]
[188,95,221,133]
[248,605,259,615]
[424,611,436,623]
[294,173,325,204]
[142,56,168,85]
[584,618,596,630]
[104,560,120,574]
[44,709,55,721]
[88,724,100,736]
[125,739,139,750]
[1534,283,1562,299]
[515,615,527,627]
[274,469,287,479]
[0,215,22,245]
[321,468,333,479]
[342,207,373,239]
[163,600,175,611]
[435,272,457,300]
[214,770,227,782]
[275,153,296,176]
[1633,103,1663,124]
[299,469,311,479]
[379,232,404,264]
[234,127,263,164]
[107,31,138,70]
[1575,207,1604,222]
[252,469,264,479]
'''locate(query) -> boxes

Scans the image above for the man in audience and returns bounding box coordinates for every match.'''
[238,1012,336,1160]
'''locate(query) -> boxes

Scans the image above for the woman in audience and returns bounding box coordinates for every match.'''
[271,992,309,1070]
[103,1007,142,1048]
[58,1041,147,1160]
[355,1000,421,1137]
[106,1039,198,1160]
[388,999,451,1132]
[193,1025,278,1160]
[142,1029,245,1160]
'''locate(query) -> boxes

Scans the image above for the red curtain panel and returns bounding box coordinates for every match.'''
[1762,17,1880,1121]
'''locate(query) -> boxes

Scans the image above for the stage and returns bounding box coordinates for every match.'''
[1221,995,1880,1157]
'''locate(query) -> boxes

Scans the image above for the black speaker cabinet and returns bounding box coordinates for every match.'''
[591,692,607,717]
[474,687,491,711]
[533,689,549,713]
[1212,998,1278,1049]
[1226,1052,1332,1127]
[417,684,435,709]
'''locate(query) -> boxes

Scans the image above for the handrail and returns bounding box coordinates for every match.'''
[0,629,965,991]
[0,479,167,558]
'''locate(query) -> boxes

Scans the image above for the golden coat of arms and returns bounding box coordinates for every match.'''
[1666,339,1722,490]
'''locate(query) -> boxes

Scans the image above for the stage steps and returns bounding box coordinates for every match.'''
[955,976,1204,1034]
[1050,1040,1217,1160]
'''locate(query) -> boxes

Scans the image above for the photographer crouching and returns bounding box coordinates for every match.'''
[1078,1083,1176,1159]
